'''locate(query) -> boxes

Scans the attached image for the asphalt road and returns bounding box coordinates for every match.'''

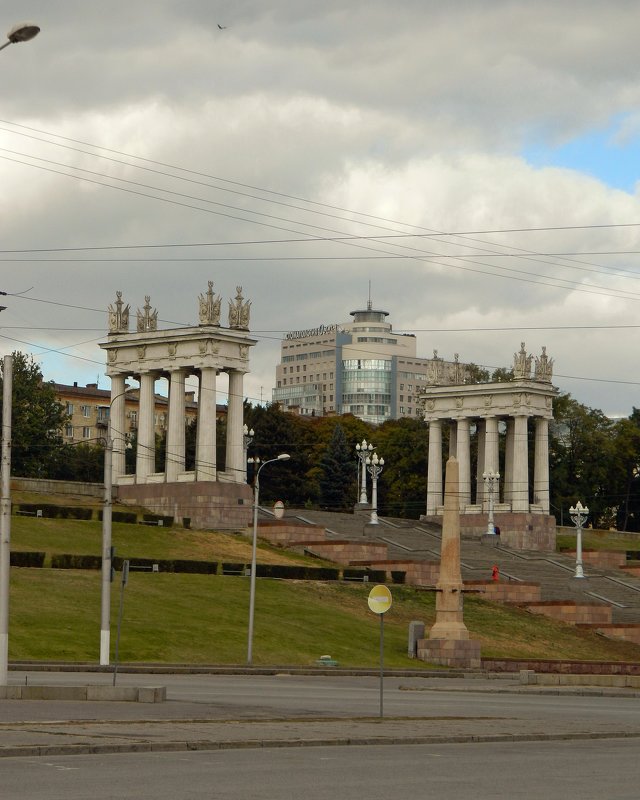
[5,670,640,727]
[2,738,639,800]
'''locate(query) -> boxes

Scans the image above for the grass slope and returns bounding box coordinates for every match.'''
[8,500,640,667]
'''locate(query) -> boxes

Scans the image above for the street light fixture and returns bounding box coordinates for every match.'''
[482,470,500,535]
[0,22,40,52]
[243,424,254,482]
[355,439,374,504]
[246,453,290,665]
[366,452,384,524]
[569,501,589,579]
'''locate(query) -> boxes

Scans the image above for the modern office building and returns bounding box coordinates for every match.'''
[272,303,468,425]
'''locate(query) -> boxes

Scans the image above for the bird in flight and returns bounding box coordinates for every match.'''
[218,24,227,29]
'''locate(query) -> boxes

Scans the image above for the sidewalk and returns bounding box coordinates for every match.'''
[3,672,640,758]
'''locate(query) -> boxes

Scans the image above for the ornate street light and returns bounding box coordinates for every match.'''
[246,453,290,664]
[243,424,254,481]
[569,501,589,579]
[482,470,500,535]
[366,452,385,524]
[355,439,374,504]
[0,22,40,52]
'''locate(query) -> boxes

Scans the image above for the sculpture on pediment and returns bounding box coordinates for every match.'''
[229,286,251,330]
[534,346,554,383]
[198,281,221,326]
[108,291,130,333]
[137,296,158,332]
[513,342,532,379]
[451,353,463,385]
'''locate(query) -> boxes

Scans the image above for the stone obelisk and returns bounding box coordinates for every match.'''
[418,456,481,667]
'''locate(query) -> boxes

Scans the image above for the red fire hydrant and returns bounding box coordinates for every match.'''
[491,564,500,582]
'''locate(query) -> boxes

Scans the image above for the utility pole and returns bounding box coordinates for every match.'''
[0,355,13,685]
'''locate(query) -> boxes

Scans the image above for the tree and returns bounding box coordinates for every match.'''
[549,393,616,527]
[0,352,68,477]
[375,417,428,518]
[318,423,356,511]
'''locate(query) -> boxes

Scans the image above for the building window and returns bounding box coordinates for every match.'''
[81,405,91,417]
[66,402,74,415]
[82,427,91,439]
[65,424,73,438]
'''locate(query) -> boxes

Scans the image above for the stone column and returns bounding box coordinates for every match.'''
[512,414,530,513]
[166,368,186,482]
[196,367,217,481]
[456,418,471,509]
[504,418,515,506]
[449,421,457,458]
[136,371,156,483]
[533,416,550,513]
[475,419,485,506]
[110,374,127,485]
[426,419,443,515]
[226,369,245,483]
[484,416,500,507]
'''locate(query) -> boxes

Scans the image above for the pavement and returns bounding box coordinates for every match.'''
[3,670,640,758]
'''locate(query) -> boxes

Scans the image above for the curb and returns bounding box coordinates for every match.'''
[3,729,640,759]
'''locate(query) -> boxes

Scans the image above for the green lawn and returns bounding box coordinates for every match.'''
[7,503,640,667]
[9,569,640,666]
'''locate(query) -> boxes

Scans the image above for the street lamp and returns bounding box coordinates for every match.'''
[483,470,500,535]
[569,500,589,579]
[100,390,133,666]
[366,452,384,524]
[0,355,13,685]
[246,453,290,664]
[0,22,40,52]
[355,439,374,504]
[243,424,254,482]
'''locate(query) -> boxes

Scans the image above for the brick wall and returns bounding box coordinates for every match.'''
[463,580,541,603]
[524,600,612,625]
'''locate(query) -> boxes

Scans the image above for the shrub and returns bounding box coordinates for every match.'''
[10,551,45,568]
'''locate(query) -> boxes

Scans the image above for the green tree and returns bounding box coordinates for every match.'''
[549,393,616,527]
[375,417,428,518]
[0,352,68,477]
[318,423,356,511]
[611,410,640,531]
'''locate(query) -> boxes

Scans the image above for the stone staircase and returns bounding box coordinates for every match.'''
[282,508,640,637]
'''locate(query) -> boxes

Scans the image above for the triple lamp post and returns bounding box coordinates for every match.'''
[483,469,500,535]
[355,440,385,524]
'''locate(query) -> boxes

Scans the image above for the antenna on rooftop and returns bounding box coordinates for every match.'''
[367,280,372,311]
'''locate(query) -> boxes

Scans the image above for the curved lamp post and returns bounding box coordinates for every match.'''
[355,439,374,504]
[366,452,384,524]
[246,453,290,664]
[569,501,589,579]
[100,391,133,666]
[483,470,500,535]
[0,22,40,52]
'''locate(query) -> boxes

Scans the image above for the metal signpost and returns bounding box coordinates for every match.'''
[113,559,130,686]
[368,584,392,718]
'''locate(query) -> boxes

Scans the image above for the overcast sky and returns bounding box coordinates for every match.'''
[2,1,640,415]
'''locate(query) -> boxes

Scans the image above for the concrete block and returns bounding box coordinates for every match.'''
[138,686,167,703]
[519,669,537,685]
[408,620,425,658]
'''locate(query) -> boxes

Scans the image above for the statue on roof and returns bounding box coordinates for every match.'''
[198,280,221,326]
[108,291,130,333]
[513,342,532,379]
[228,286,251,330]
[137,295,158,332]
[534,346,554,382]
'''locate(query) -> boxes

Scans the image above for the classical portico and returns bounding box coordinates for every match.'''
[420,345,558,550]
[99,285,256,528]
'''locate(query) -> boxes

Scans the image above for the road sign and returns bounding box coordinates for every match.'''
[273,500,285,520]
[368,584,392,615]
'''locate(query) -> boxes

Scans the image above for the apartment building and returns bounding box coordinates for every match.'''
[54,382,201,444]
